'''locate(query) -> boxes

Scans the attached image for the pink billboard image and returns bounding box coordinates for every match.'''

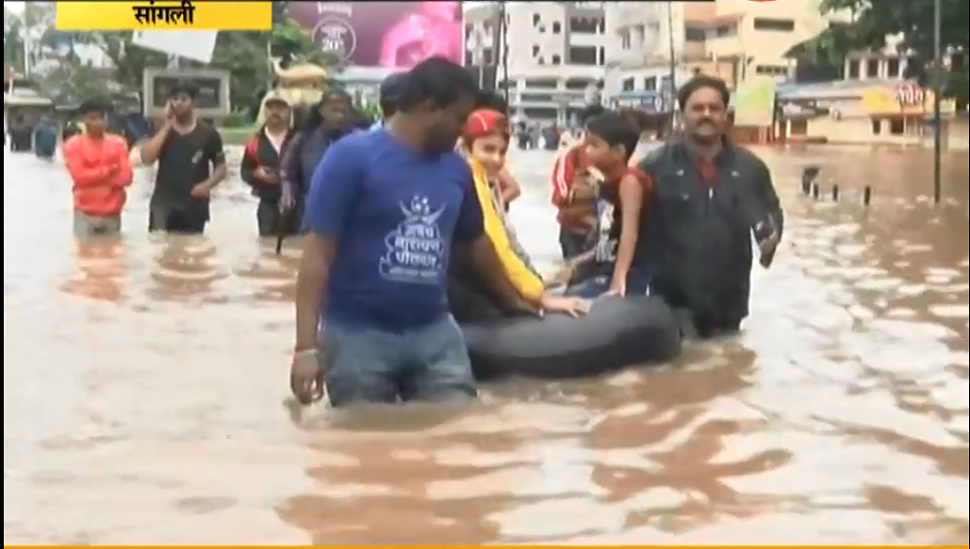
[288,2,464,69]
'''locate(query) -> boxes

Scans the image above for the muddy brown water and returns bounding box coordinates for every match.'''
[3,145,968,544]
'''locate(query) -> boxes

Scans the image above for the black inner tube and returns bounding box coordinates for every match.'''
[460,294,681,381]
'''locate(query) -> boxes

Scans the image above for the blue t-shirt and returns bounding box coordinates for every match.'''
[303,129,484,331]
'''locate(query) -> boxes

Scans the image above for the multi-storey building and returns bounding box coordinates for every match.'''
[682,0,853,85]
[603,2,694,111]
[464,2,608,124]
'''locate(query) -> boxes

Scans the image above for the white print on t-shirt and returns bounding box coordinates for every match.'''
[379,195,447,284]
[594,199,615,262]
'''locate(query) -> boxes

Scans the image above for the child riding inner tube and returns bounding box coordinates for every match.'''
[449,109,682,379]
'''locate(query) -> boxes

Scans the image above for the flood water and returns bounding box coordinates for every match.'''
[4,145,968,544]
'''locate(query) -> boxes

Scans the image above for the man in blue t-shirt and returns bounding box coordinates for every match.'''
[290,57,536,407]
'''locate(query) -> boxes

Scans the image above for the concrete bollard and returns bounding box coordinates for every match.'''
[801,166,819,196]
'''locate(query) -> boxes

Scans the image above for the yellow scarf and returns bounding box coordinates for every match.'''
[467,158,544,304]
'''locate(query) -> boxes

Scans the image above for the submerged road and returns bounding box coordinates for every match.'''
[3,144,968,544]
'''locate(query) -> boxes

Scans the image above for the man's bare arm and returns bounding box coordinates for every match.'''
[454,237,538,315]
[294,233,337,351]
[139,122,171,165]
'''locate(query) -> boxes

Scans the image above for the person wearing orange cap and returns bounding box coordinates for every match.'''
[451,108,587,321]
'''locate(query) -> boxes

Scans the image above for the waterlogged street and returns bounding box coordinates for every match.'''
[3,145,968,544]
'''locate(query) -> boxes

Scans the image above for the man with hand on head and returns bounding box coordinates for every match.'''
[290,57,536,408]
[139,81,227,234]
[636,75,784,338]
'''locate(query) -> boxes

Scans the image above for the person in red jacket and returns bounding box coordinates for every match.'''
[240,91,294,237]
[63,99,133,239]
[550,104,606,259]
[551,139,599,259]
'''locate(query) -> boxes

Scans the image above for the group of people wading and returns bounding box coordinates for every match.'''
[286,57,784,408]
[53,56,783,409]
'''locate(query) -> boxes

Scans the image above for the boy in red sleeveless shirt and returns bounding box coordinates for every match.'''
[564,111,653,298]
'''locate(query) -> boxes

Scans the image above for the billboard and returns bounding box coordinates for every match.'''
[288,2,463,69]
[733,76,777,127]
[142,67,231,119]
[55,1,271,31]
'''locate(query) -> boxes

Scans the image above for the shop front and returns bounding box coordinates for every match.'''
[861,82,956,146]
[775,80,958,146]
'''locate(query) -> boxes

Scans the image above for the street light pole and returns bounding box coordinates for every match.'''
[496,1,509,107]
[931,0,942,204]
[665,1,678,135]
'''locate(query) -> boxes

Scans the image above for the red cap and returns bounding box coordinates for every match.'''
[463,109,510,141]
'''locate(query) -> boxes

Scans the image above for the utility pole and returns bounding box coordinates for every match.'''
[496,1,509,107]
[931,0,942,204]
[665,1,678,135]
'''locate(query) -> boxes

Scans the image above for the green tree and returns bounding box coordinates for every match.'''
[4,6,26,73]
[820,0,969,106]
[5,2,56,74]
[56,1,338,114]
[36,64,113,104]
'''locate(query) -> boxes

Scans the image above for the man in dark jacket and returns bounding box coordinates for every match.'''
[278,88,355,224]
[636,75,783,338]
[241,91,294,237]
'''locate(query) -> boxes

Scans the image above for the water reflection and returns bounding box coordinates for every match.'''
[3,146,967,544]
[235,241,301,304]
[146,236,226,303]
[62,238,127,303]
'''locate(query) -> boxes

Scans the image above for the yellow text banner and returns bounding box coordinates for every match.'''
[55,1,273,31]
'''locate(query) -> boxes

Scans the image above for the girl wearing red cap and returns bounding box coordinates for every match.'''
[454,109,587,320]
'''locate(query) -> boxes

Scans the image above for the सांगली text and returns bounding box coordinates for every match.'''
[132,0,195,26]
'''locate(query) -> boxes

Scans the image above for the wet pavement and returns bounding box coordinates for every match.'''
[3,144,968,544]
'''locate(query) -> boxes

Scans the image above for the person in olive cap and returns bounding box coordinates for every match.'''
[370,72,407,130]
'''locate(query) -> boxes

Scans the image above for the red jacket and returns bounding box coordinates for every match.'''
[550,144,597,231]
[63,133,132,217]
[241,127,292,201]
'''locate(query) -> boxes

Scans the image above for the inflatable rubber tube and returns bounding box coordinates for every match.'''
[461,295,681,380]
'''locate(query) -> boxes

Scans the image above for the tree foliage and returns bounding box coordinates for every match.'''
[22,1,338,116]
[4,6,26,73]
[4,3,56,74]
[820,0,969,105]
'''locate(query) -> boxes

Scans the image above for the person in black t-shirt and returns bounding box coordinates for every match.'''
[139,81,227,234]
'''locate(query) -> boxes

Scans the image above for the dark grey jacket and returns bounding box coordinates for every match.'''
[635,141,783,325]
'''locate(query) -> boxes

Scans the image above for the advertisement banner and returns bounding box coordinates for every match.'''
[862,83,957,116]
[288,2,464,69]
[733,76,777,127]
[55,1,272,31]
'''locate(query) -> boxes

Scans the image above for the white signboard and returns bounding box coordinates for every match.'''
[132,30,218,64]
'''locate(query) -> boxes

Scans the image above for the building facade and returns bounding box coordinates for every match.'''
[774,36,967,147]
[603,2,694,112]
[681,0,853,85]
[464,2,608,124]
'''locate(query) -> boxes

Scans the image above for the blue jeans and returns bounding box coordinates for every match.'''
[318,314,477,407]
[564,268,651,298]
